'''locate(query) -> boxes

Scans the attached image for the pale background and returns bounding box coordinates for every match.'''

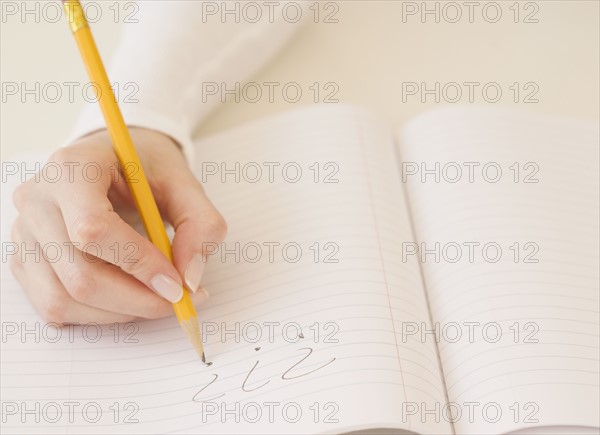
[1,1,599,160]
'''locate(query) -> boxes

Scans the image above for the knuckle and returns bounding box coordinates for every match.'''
[12,183,32,212]
[119,246,151,276]
[204,211,228,242]
[70,212,110,245]
[9,220,22,244]
[40,294,67,324]
[9,221,25,270]
[8,252,22,276]
[64,268,94,302]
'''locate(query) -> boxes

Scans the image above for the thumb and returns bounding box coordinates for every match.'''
[157,170,227,297]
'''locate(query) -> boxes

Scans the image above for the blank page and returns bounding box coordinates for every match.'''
[398,106,599,434]
[1,105,449,434]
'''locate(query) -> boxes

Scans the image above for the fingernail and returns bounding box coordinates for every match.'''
[150,274,183,303]
[185,253,206,294]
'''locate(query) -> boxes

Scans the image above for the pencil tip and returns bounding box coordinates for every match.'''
[179,317,205,362]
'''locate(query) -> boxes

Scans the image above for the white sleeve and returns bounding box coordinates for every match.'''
[67,0,307,162]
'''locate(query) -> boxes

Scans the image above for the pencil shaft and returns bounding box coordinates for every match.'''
[62,0,204,358]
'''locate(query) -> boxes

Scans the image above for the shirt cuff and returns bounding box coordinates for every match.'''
[65,105,196,164]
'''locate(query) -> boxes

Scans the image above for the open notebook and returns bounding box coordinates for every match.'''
[1,105,598,434]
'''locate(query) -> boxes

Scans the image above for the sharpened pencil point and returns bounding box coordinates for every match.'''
[179,317,205,362]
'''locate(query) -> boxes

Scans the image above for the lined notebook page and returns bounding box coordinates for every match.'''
[398,107,600,434]
[1,106,449,434]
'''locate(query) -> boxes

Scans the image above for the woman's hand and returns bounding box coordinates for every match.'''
[9,127,227,324]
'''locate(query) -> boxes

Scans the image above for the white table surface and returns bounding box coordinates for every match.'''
[1,1,598,160]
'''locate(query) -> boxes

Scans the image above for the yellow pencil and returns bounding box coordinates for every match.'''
[62,0,205,361]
